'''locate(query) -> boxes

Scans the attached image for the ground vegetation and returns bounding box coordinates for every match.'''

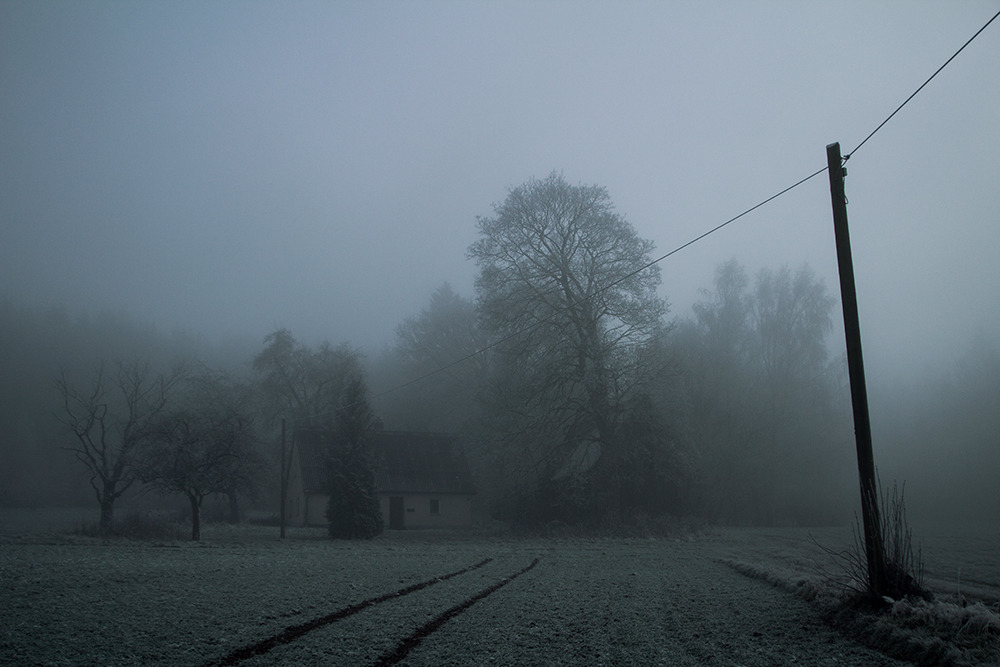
[1,515,996,666]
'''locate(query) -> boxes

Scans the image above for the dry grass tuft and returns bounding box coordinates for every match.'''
[724,549,1000,666]
[815,479,930,604]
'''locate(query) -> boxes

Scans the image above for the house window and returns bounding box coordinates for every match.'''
[429,498,440,515]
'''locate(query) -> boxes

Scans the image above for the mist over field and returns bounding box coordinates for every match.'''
[2,1,999,529]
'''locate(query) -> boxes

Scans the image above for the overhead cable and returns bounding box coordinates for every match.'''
[323,9,1000,413]
[366,166,829,405]
[845,8,1000,161]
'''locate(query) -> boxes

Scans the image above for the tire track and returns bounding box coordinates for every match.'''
[371,557,541,667]
[209,557,493,666]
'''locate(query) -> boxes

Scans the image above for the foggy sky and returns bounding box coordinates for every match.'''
[2,1,998,377]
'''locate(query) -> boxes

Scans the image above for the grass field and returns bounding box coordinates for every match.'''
[1,510,997,666]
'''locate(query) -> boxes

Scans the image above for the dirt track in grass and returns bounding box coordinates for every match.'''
[2,513,996,666]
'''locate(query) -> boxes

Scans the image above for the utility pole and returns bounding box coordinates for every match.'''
[279,417,287,539]
[826,142,887,597]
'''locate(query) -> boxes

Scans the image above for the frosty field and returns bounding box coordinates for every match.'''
[1,512,997,666]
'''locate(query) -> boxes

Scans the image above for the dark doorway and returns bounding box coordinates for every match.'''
[389,496,405,529]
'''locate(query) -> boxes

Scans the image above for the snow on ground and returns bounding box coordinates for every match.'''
[0,510,996,666]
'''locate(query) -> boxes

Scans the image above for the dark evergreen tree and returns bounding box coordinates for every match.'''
[326,376,383,539]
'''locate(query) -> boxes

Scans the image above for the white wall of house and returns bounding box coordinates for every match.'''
[298,492,474,528]
[302,494,328,526]
[379,493,473,529]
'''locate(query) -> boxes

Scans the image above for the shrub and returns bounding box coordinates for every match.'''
[325,446,383,540]
[75,511,183,541]
[831,478,930,604]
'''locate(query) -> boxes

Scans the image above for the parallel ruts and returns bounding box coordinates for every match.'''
[371,557,541,667]
[211,557,494,666]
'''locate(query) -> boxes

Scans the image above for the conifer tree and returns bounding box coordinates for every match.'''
[326,376,383,539]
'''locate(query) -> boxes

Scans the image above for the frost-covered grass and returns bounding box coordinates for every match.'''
[710,524,1000,602]
[715,525,1000,666]
[0,526,505,666]
[1,510,997,666]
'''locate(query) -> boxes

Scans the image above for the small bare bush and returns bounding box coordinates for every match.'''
[819,478,929,603]
[877,480,929,601]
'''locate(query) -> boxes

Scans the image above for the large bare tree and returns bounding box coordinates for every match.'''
[468,172,667,521]
[57,360,185,534]
[253,329,363,429]
[135,371,263,540]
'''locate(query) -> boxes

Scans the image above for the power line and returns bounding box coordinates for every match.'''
[367,166,829,406]
[338,9,1000,413]
[845,8,1000,161]
[642,168,828,274]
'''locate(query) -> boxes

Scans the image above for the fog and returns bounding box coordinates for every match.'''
[2,2,998,522]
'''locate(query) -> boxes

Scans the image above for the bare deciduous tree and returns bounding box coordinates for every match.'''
[252,329,365,536]
[190,369,266,523]
[136,370,263,540]
[468,172,667,521]
[57,360,185,535]
[253,329,363,429]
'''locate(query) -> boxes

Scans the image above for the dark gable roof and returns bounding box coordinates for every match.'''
[375,431,477,495]
[294,429,476,496]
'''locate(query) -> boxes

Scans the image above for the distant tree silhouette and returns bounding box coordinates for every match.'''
[326,376,383,539]
[57,360,185,535]
[253,328,363,430]
[383,283,486,433]
[136,370,263,540]
[681,258,845,524]
[468,172,669,524]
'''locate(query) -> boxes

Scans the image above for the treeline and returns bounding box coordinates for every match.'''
[0,301,239,509]
[369,174,858,527]
[3,173,997,531]
[870,334,1000,523]
[0,303,387,539]
[371,266,855,527]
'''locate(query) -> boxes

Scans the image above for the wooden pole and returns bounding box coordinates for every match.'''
[826,142,886,596]
[279,417,287,539]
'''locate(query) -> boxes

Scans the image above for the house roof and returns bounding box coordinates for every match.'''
[294,429,477,496]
